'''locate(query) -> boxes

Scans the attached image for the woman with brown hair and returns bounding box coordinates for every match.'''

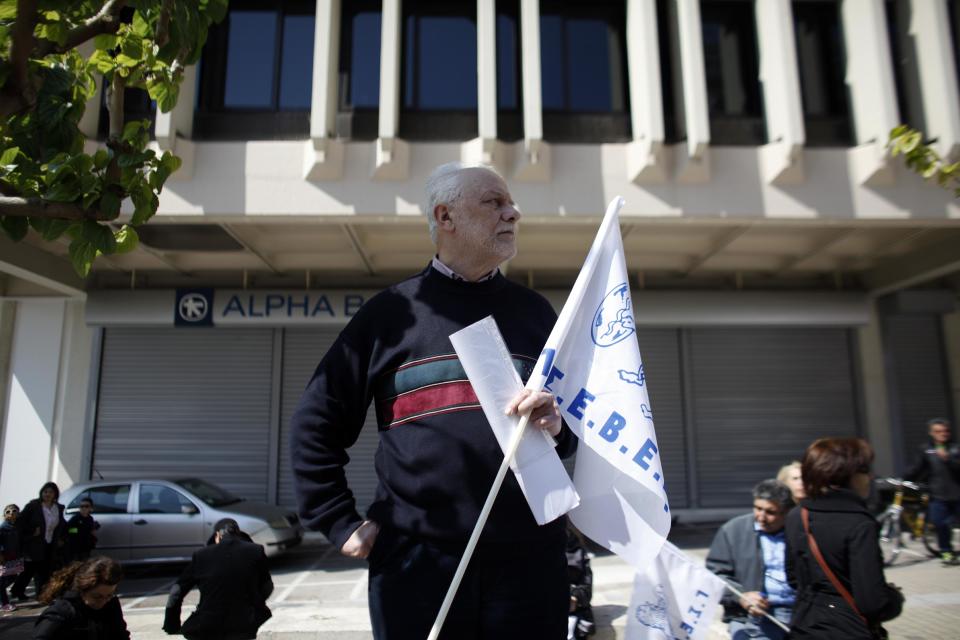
[33,556,129,639]
[785,437,903,639]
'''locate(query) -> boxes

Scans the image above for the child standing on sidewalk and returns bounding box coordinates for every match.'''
[0,504,24,612]
[65,498,100,562]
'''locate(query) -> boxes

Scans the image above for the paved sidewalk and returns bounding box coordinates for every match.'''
[2,529,958,639]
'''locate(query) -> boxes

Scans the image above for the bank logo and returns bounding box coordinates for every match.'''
[175,289,213,327]
[591,283,635,347]
[634,584,672,636]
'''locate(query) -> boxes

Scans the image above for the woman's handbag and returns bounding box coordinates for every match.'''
[0,557,24,576]
[801,507,889,640]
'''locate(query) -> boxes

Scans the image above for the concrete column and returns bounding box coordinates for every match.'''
[0,301,15,478]
[0,300,94,507]
[842,0,899,185]
[943,311,960,424]
[374,0,409,179]
[625,0,666,183]
[674,0,710,182]
[857,302,894,476]
[304,0,345,180]
[756,0,805,184]
[907,0,960,161]
[515,0,550,181]
[462,0,509,170]
[154,63,198,179]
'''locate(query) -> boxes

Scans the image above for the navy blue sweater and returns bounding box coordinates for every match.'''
[291,265,575,550]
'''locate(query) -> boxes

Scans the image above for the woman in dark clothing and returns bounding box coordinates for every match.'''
[33,556,129,640]
[785,438,903,639]
[12,482,67,600]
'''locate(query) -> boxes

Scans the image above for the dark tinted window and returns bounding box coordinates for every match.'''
[539,6,627,112]
[175,478,243,508]
[497,7,520,110]
[949,1,960,92]
[885,0,923,132]
[700,0,765,144]
[97,87,156,139]
[69,485,130,514]
[341,7,382,109]
[793,0,853,146]
[658,0,680,142]
[539,0,630,142]
[403,3,477,110]
[196,0,315,139]
[139,484,196,514]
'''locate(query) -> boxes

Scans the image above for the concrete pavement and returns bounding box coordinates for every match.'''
[2,527,958,639]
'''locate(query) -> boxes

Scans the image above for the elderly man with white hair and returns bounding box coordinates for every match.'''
[291,162,577,640]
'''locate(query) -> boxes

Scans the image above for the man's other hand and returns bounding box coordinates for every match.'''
[340,520,380,559]
[738,591,769,615]
[506,389,562,437]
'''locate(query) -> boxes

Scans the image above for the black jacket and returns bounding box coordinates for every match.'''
[65,514,99,558]
[18,499,66,562]
[163,535,273,640]
[904,438,960,501]
[785,490,903,639]
[0,520,20,560]
[33,591,129,640]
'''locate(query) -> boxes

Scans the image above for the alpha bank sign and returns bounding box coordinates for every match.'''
[175,289,368,327]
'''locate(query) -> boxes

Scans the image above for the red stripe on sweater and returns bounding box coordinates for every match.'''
[380,380,479,427]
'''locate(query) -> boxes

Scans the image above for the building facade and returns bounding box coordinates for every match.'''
[1,0,959,520]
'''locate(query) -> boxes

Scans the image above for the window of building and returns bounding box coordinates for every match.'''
[399,0,477,140]
[700,0,765,145]
[539,0,630,142]
[792,0,853,146]
[196,0,315,140]
[496,0,523,141]
[950,0,960,92]
[338,1,381,140]
[658,0,680,143]
[885,0,924,133]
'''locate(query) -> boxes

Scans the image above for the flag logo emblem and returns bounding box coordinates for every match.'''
[591,282,635,347]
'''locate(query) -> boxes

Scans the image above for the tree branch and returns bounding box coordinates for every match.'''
[156,0,173,48]
[2,0,40,118]
[0,196,112,221]
[37,0,127,56]
[107,72,125,139]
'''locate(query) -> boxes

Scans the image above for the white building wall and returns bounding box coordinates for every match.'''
[0,300,94,507]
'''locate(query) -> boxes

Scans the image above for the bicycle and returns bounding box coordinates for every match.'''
[875,477,939,566]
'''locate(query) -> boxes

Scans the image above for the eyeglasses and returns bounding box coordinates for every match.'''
[3,510,17,516]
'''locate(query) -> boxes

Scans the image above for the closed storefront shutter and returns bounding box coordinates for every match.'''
[278,328,381,512]
[637,329,688,508]
[885,315,954,470]
[93,328,275,502]
[689,328,859,508]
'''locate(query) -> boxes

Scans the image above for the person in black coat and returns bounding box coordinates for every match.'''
[785,438,903,639]
[33,556,129,640]
[903,417,960,564]
[65,498,100,563]
[12,482,67,600]
[163,518,273,640]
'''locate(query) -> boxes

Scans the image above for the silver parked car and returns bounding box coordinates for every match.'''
[60,478,303,564]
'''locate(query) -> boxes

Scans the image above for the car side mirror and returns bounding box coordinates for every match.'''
[182,504,199,515]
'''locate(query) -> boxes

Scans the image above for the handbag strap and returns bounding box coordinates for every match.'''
[801,507,869,626]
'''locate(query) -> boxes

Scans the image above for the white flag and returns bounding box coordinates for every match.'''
[450,317,580,524]
[529,196,671,570]
[625,542,726,640]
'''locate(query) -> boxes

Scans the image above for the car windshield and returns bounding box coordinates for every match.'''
[173,478,243,507]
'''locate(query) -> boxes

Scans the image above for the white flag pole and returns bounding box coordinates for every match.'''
[717,580,791,634]
[426,412,532,640]
[428,196,626,640]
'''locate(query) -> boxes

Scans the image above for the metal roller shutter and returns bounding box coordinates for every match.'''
[93,328,275,501]
[278,328,381,512]
[637,329,688,508]
[884,315,954,471]
[689,328,859,508]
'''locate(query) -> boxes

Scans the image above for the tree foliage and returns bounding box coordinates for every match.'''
[0,0,228,276]
[888,125,960,198]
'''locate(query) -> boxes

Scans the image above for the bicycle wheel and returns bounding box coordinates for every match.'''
[877,511,904,566]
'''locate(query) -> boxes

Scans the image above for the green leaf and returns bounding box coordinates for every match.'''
[114,225,139,253]
[68,239,98,277]
[118,150,155,168]
[121,35,145,61]
[131,11,151,37]
[93,34,121,51]
[40,219,70,242]
[121,120,146,142]
[98,190,122,219]
[1,216,29,241]
[82,220,117,254]
[0,0,16,20]
[0,146,19,166]
[93,149,112,170]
